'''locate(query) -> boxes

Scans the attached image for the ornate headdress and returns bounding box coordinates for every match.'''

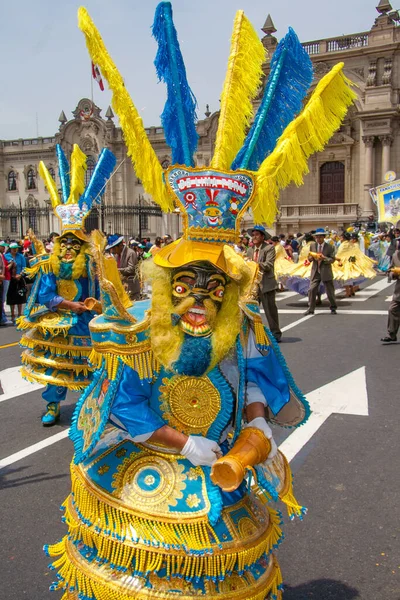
[78,2,356,275]
[39,144,116,241]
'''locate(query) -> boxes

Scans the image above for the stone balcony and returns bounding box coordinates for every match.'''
[302,32,370,56]
[278,203,360,229]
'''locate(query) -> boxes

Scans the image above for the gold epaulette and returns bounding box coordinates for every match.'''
[89,311,160,381]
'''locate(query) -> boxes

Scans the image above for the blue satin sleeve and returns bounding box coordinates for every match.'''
[110,367,165,437]
[246,351,290,415]
[38,273,63,310]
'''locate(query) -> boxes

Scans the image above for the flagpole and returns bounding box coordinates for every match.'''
[90,59,94,106]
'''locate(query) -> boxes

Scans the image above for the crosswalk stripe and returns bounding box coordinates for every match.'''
[276,291,298,302]
[0,429,70,470]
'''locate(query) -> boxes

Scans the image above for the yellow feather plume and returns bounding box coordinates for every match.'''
[77,7,173,212]
[68,144,87,204]
[253,63,357,225]
[38,162,60,208]
[211,11,266,170]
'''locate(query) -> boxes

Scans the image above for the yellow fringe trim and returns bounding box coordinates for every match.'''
[38,162,60,208]
[21,351,92,376]
[278,454,306,520]
[70,466,223,551]
[17,315,71,337]
[89,348,159,381]
[27,304,48,316]
[250,456,305,521]
[253,314,270,348]
[20,333,91,358]
[20,367,89,391]
[48,536,283,600]
[78,8,173,213]
[25,260,51,278]
[57,494,282,579]
[211,11,265,170]
[254,63,357,225]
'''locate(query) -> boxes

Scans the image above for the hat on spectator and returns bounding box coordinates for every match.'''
[106,234,124,250]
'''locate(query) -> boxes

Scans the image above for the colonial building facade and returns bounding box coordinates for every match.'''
[1,1,399,240]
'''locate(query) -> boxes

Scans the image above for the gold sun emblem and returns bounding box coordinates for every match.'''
[159,375,221,436]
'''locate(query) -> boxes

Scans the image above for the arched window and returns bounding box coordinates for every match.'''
[320,161,345,204]
[8,170,17,191]
[27,168,36,190]
[85,157,96,186]
[48,167,55,180]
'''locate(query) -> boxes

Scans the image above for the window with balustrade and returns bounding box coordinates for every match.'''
[320,162,345,204]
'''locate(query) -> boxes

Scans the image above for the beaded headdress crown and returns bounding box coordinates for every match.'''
[39,144,116,240]
[78,2,356,273]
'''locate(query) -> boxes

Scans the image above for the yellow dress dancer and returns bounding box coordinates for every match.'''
[284,238,314,296]
[273,243,294,280]
[333,234,377,291]
[44,3,356,599]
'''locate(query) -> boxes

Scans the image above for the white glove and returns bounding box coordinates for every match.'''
[182,435,222,467]
[244,416,278,461]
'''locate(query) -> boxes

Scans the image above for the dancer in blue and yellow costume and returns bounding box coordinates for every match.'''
[44,3,356,597]
[18,144,116,425]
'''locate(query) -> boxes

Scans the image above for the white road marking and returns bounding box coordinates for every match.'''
[276,291,299,302]
[296,279,393,303]
[297,289,345,303]
[0,366,43,403]
[0,429,70,470]
[279,367,369,463]
[270,309,388,315]
[281,315,314,332]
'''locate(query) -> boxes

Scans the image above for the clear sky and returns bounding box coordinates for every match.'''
[0,0,378,139]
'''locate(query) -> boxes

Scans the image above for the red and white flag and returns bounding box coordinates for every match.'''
[91,62,104,91]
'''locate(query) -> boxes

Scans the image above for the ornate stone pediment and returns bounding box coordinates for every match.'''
[72,98,102,121]
[327,132,354,146]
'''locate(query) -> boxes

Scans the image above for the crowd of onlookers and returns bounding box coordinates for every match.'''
[1,226,399,326]
[234,227,400,266]
[0,232,177,324]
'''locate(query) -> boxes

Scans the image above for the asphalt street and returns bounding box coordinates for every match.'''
[0,275,399,600]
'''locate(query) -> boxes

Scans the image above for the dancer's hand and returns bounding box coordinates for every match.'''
[182,436,222,467]
[244,416,278,461]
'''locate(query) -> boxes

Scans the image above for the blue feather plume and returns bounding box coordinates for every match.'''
[56,144,71,204]
[152,1,198,167]
[232,28,313,171]
[79,148,116,210]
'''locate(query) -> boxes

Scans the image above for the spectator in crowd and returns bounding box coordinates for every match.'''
[304,229,337,316]
[290,234,300,263]
[0,246,5,325]
[5,242,27,323]
[247,225,282,342]
[106,235,140,301]
[150,237,163,256]
[163,234,173,246]
[47,232,59,253]
[381,240,400,343]
[0,241,12,325]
